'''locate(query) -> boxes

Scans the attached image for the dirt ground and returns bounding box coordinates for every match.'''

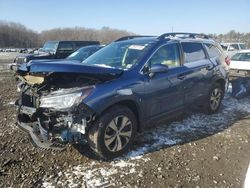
[0,53,249,188]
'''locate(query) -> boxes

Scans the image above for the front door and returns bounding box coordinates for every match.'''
[143,43,185,121]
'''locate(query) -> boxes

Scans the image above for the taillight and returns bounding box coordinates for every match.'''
[225,56,231,66]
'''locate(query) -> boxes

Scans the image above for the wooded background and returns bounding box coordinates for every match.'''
[0,20,249,48]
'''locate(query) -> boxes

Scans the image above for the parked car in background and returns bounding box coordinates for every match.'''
[16,33,229,159]
[229,50,250,99]
[17,45,104,70]
[221,42,247,57]
[229,50,250,79]
[10,41,100,70]
[66,45,104,62]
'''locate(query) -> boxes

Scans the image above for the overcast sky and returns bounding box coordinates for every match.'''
[0,0,249,35]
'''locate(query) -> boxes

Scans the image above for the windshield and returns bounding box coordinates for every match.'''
[231,52,250,61]
[42,41,59,53]
[67,46,102,61]
[82,40,152,70]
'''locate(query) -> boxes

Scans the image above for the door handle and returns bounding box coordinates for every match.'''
[177,74,185,80]
[206,65,214,70]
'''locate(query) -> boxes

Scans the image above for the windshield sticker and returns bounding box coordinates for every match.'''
[128,45,145,50]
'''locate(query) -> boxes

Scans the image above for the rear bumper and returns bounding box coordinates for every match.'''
[229,69,250,80]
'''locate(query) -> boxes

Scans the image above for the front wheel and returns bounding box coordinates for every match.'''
[204,83,224,114]
[87,105,137,159]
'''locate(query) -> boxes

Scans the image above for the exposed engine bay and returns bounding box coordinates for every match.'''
[16,72,102,150]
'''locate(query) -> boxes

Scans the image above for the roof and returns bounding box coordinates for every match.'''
[115,33,216,44]
[221,42,246,45]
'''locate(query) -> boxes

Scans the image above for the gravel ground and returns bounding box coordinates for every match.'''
[0,53,249,188]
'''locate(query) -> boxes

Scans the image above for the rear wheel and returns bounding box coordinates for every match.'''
[87,105,137,159]
[204,83,224,114]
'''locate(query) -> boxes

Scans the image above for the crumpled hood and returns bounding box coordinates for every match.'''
[18,60,123,78]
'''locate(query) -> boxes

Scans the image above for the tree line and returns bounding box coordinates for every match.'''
[0,21,134,48]
[0,20,250,48]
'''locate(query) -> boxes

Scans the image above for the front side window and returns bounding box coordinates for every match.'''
[149,43,180,68]
[82,40,152,70]
[181,42,206,63]
[204,43,221,58]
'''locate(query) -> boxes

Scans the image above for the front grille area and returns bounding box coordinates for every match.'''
[16,57,26,64]
[21,93,39,108]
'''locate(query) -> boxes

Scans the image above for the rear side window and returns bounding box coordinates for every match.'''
[58,42,73,51]
[204,43,221,58]
[181,43,206,63]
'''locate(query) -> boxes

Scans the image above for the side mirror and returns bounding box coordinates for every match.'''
[149,64,168,77]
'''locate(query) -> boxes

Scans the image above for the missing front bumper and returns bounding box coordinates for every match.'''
[17,119,66,151]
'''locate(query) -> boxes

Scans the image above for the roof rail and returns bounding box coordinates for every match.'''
[158,32,210,40]
[115,35,154,42]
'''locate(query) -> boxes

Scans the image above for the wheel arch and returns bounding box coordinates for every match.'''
[98,99,143,132]
[214,78,226,93]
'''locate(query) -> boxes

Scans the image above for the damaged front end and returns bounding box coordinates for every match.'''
[15,61,123,151]
[17,75,96,151]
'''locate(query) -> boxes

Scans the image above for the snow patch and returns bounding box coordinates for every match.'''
[245,163,250,188]
[42,94,250,187]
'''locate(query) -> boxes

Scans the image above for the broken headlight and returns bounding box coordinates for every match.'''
[40,87,93,110]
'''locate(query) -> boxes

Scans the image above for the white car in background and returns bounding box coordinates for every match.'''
[221,42,247,57]
[229,50,250,78]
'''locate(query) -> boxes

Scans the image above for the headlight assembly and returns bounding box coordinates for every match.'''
[40,86,93,110]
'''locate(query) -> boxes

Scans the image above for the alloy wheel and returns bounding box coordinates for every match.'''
[210,88,222,111]
[104,115,132,152]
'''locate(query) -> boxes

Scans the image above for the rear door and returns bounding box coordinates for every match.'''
[180,42,214,104]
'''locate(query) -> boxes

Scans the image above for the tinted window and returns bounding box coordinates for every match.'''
[58,42,73,51]
[181,43,206,63]
[149,43,180,68]
[204,43,221,58]
[239,44,247,50]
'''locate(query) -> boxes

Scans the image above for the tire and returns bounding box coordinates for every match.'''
[204,83,224,114]
[87,105,137,159]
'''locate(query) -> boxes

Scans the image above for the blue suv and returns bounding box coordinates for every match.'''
[16,33,229,159]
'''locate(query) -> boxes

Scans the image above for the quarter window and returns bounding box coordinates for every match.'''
[181,43,206,63]
[149,43,180,68]
[204,43,221,58]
